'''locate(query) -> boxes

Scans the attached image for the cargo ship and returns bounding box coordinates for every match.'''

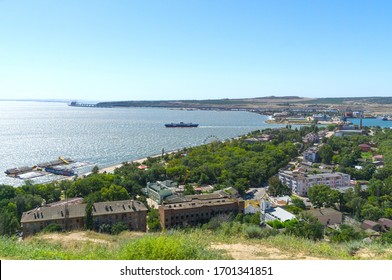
[45,166,75,176]
[164,122,199,128]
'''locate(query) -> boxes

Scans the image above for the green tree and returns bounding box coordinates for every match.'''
[308,185,340,208]
[380,231,392,244]
[318,145,333,164]
[329,224,361,242]
[284,213,324,241]
[346,197,367,219]
[42,223,63,233]
[361,203,384,221]
[147,208,161,232]
[100,185,130,201]
[0,202,20,236]
[85,201,94,230]
[291,197,306,209]
[0,185,16,201]
[183,184,196,195]
[92,165,99,174]
[111,222,128,235]
[267,176,291,196]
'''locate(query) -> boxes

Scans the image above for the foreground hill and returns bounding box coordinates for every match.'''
[1,229,391,260]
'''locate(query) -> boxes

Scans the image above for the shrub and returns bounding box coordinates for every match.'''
[380,231,392,244]
[243,225,279,239]
[329,224,362,243]
[118,234,226,260]
[42,223,63,233]
[111,222,128,235]
[99,224,112,234]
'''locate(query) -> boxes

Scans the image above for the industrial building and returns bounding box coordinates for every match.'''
[21,199,148,237]
[158,192,244,229]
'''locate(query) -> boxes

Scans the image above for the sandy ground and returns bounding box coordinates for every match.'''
[39,233,325,259]
[42,232,111,244]
[211,243,325,260]
[97,151,178,174]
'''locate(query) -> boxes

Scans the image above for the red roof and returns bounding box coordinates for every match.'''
[358,144,371,148]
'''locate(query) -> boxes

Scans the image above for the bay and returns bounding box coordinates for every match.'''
[347,117,392,128]
[0,101,283,186]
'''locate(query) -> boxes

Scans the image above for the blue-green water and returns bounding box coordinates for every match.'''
[0,101,283,186]
[348,118,392,128]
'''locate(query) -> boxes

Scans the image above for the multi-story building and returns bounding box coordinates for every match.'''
[21,199,148,237]
[303,133,320,144]
[158,192,244,229]
[144,180,177,204]
[303,147,319,163]
[278,170,350,196]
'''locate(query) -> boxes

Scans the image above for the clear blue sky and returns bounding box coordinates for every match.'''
[1,0,391,101]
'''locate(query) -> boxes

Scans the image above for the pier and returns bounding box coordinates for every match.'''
[68,101,113,108]
[68,101,97,107]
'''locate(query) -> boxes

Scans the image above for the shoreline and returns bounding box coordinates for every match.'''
[97,156,152,174]
[96,151,177,175]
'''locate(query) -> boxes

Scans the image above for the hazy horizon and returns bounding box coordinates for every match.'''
[0,95,391,103]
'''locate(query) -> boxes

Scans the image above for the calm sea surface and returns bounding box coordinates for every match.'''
[0,101,283,186]
[348,118,392,128]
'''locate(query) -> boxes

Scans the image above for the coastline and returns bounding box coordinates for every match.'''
[97,156,151,174]
[96,151,174,175]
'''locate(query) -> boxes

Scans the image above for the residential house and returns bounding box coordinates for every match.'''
[335,130,364,137]
[358,144,371,152]
[361,220,382,232]
[377,218,392,231]
[306,208,343,226]
[244,200,260,214]
[261,199,296,223]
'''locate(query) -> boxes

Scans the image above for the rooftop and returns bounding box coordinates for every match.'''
[21,199,147,223]
[161,192,238,209]
[265,207,296,221]
[306,208,342,219]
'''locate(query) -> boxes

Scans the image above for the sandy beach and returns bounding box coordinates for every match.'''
[96,151,176,174]
[97,157,148,174]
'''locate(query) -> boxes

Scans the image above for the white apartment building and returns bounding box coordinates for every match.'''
[279,170,350,196]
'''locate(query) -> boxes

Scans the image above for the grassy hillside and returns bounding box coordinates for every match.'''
[1,228,391,260]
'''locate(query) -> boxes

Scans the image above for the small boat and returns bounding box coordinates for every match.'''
[165,122,199,128]
[377,115,388,121]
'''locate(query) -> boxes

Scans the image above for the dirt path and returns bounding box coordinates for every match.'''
[42,232,110,244]
[211,243,325,260]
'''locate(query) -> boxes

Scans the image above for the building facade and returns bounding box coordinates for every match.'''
[144,180,177,204]
[303,147,319,163]
[21,199,148,237]
[158,193,244,229]
[279,170,350,196]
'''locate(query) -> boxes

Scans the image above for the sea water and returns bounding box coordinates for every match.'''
[0,101,283,186]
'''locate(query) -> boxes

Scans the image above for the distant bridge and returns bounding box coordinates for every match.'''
[68,101,112,108]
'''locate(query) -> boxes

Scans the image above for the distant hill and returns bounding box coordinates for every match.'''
[96,96,312,109]
[303,97,392,105]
